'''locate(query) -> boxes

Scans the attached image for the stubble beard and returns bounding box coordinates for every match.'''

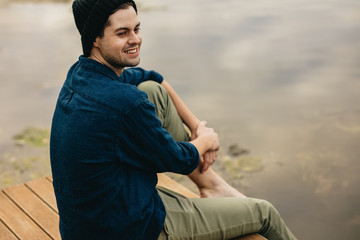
[103,51,140,71]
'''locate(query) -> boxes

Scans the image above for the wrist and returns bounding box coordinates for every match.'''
[189,119,201,135]
[190,134,211,157]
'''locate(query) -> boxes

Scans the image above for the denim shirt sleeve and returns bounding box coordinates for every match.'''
[116,97,199,175]
[120,67,164,86]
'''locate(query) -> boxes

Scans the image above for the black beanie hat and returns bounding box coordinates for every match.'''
[72,0,137,57]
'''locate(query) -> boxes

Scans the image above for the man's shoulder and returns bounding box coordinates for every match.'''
[67,59,147,113]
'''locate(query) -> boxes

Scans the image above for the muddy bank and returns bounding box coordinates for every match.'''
[1,125,263,191]
[0,127,51,188]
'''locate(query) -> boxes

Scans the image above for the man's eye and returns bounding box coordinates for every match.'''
[118,32,126,36]
[135,27,141,33]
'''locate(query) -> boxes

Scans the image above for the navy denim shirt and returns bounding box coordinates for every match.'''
[50,56,199,240]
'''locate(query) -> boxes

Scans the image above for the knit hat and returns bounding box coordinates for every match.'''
[72,0,137,57]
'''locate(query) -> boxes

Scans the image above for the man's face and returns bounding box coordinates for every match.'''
[94,6,142,73]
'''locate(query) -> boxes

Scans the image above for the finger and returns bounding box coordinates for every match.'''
[196,121,207,136]
[201,153,210,172]
[203,153,210,166]
[206,152,213,163]
[210,152,216,165]
[201,160,210,173]
[200,121,208,129]
[202,152,216,173]
[211,151,217,163]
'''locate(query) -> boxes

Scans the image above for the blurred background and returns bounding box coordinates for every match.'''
[0,0,359,239]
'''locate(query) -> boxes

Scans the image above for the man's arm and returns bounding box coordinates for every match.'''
[161,80,245,198]
[189,121,219,172]
[161,80,200,137]
[161,80,217,172]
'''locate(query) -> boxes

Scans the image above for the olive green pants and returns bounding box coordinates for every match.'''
[138,81,297,240]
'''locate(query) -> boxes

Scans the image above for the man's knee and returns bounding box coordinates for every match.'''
[138,80,167,105]
[138,80,189,142]
[138,80,160,93]
[256,199,276,212]
[138,80,169,124]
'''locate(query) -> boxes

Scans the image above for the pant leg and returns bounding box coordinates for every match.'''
[157,187,297,240]
[138,81,296,240]
[138,81,190,142]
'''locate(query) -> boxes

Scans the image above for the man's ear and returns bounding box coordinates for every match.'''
[93,37,101,48]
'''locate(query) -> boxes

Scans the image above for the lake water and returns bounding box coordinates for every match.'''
[0,0,359,239]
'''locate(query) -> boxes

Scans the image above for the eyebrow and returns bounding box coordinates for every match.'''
[114,22,141,33]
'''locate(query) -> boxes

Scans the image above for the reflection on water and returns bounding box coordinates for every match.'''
[1,0,360,239]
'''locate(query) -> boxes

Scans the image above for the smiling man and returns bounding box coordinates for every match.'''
[50,0,297,239]
[90,5,142,74]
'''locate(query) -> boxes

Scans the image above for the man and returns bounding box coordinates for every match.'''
[50,0,297,239]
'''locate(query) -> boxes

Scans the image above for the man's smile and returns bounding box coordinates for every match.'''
[124,47,139,55]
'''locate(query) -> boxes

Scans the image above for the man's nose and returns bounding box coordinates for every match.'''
[128,32,141,44]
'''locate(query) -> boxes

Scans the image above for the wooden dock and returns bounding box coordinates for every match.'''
[0,174,265,240]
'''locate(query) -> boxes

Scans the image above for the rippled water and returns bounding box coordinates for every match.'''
[1,0,359,239]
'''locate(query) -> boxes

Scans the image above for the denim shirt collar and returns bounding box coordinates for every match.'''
[78,55,121,82]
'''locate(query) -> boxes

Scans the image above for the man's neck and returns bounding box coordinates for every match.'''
[89,52,124,76]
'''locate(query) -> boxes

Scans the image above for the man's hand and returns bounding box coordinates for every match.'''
[201,151,217,173]
[195,121,219,150]
[193,121,219,172]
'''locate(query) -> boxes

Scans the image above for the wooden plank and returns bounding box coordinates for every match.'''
[0,175,264,240]
[3,184,61,240]
[157,173,199,198]
[157,174,266,240]
[0,191,51,240]
[0,220,18,240]
[25,178,58,213]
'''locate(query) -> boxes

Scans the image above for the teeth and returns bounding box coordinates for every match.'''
[126,49,137,54]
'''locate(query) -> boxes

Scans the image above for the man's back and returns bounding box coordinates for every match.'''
[50,57,166,239]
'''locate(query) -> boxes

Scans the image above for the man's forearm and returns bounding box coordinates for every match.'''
[161,80,200,134]
[161,80,218,172]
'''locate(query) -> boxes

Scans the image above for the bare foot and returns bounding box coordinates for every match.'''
[198,180,247,198]
[188,167,247,198]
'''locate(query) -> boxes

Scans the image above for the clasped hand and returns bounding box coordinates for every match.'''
[192,121,219,173]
